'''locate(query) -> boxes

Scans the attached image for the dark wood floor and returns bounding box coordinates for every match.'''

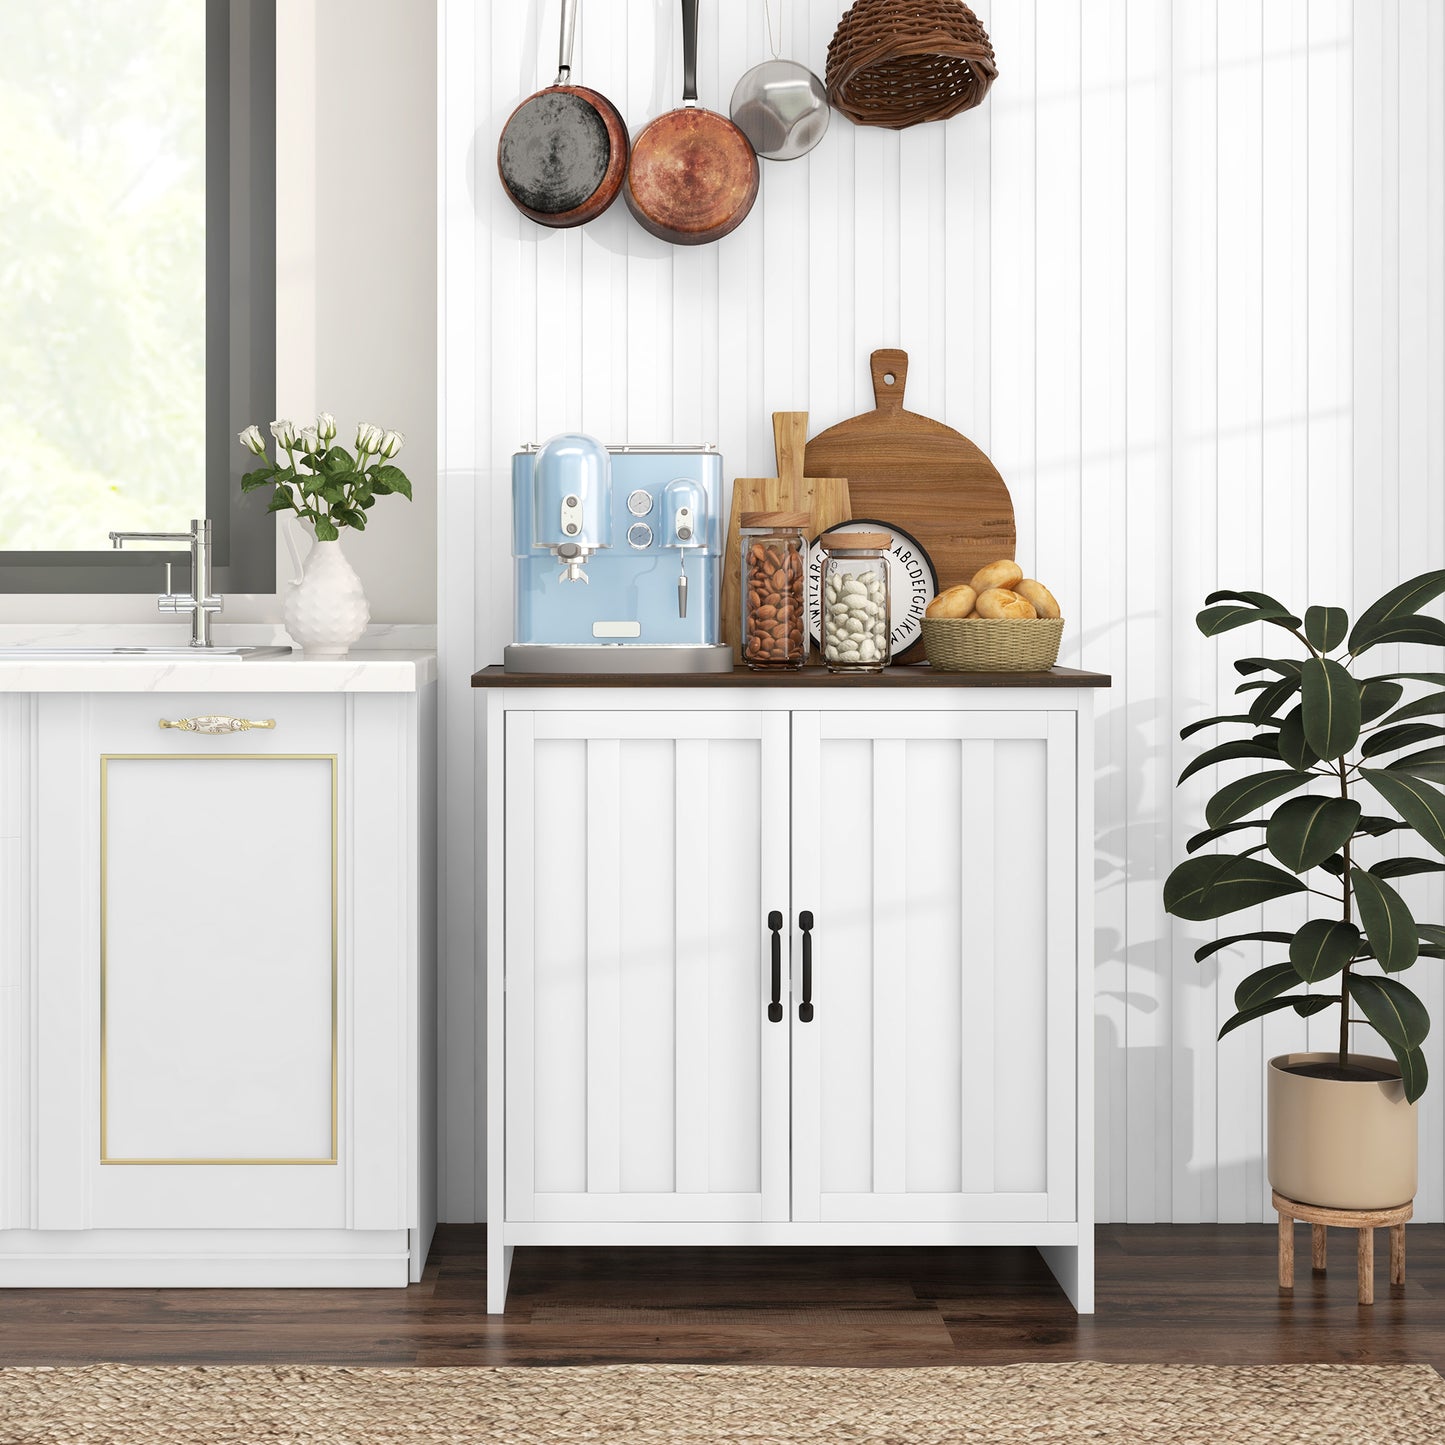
[3,1225,1444,1369]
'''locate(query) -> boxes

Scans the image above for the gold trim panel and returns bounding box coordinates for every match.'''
[99,753,339,1166]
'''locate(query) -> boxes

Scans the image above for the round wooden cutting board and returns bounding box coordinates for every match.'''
[803,350,1015,590]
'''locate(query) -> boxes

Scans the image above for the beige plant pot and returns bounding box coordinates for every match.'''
[1267,1052,1417,1210]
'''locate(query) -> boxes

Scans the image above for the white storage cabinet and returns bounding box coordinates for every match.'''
[0,683,435,1286]
[481,674,1102,1312]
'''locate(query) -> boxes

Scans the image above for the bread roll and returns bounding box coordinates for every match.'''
[970,559,1024,593]
[975,587,1038,620]
[1015,579,1061,619]
[925,584,977,620]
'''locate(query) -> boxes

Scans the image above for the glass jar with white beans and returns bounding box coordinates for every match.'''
[818,531,892,672]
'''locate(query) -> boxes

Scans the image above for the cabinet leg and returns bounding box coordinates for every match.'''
[487,1239,514,1314]
[1391,1223,1406,1286]
[1038,1241,1094,1314]
[1278,1214,1294,1289]
[1357,1228,1374,1305]
[1311,1223,1327,1272]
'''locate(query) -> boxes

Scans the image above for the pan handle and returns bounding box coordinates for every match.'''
[871,349,910,413]
[682,0,699,107]
[556,0,579,84]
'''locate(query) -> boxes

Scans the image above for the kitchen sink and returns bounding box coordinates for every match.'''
[0,645,293,660]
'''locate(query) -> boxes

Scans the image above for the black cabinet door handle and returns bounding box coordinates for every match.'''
[798,910,814,1022]
[767,910,783,1022]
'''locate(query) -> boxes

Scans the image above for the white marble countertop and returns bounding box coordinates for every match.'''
[0,626,436,692]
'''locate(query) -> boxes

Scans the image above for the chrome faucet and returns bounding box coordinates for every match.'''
[108,518,222,648]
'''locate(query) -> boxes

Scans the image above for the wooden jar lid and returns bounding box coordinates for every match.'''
[820,531,892,551]
[741,511,810,529]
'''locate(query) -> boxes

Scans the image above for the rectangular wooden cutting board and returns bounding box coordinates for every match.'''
[719,413,850,661]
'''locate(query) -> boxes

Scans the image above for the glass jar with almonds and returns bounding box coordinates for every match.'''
[741,511,809,669]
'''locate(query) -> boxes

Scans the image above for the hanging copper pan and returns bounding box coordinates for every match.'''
[625,0,759,245]
[498,0,628,228]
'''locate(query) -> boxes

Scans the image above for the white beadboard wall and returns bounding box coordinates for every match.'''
[438,0,1445,1224]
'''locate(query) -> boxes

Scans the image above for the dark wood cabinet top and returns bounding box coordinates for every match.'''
[472,663,1111,689]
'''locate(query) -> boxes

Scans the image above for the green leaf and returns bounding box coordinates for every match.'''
[372,464,413,500]
[1348,974,1430,1049]
[1164,854,1309,921]
[264,490,294,515]
[1300,657,1361,759]
[1236,963,1305,1011]
[1205,770,1314,828]
[1394,1047,1428,1105]
[1186,820,1267,854]
[1194,930,1295,963]
[1265,796,1362,872]
[1385,746,1445,784]
[240,467,278,492]
[1350,865,1419,973]
[1219,993,1334,1040]
[1367,672,1445,687]
[1277,707,1319,772]
[1289,919,1361,983]
[1177,738,1283,785]
[1180,714,1256,741]
[1351,615,1445,653]
[1369,857,1445,878]
[1357,814,1411,836]
[1198,604,1297,637]
[1419,924,1445,951]
[1319,854,1347,877]
[313,517,340,542]
[1348,569,1445,652]
[1381,690,1445,725]
[1206,589,1293,610]
[1361,723,1445,759]
[1235,658,1304,678]
[1249,676,1302,725]
[1362,765,1445,855]
[1360,681,1405,723]
[1305,605,1349,652]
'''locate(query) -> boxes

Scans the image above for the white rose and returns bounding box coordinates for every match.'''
[270,418,298,448]
[299,426,322,454]
[378,430,404,459]
[238,424,266,456]
[316,412,338,443]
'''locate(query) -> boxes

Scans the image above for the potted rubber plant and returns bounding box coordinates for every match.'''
[1164,571,1445,1210]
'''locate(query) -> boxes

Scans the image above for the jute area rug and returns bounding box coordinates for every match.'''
[3,1360,1444,1444]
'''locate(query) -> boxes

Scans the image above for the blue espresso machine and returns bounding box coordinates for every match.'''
[503,435,735,674]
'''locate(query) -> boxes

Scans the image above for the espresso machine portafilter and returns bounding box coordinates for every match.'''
[533,432,611,582]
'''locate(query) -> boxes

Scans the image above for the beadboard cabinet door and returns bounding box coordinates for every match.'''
[789,709,1079,1225]
[504,709,791,1224]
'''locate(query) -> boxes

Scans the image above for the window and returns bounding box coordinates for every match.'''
[0,0,275,593]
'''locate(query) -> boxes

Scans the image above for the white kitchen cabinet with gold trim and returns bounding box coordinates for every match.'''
[476,668,1107,1315]
[0,655,436,1286]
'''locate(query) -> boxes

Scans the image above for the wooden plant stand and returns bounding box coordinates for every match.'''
[1274,1190,1412,1304]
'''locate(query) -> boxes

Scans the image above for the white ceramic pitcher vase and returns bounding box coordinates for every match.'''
[283,522,370,658]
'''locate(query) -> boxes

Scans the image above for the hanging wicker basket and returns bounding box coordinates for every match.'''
[826,0,997,130]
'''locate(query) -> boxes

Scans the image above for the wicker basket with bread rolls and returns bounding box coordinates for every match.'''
[921,560,1064,672]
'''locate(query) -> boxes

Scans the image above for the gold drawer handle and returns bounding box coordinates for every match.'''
[158,715,277,734]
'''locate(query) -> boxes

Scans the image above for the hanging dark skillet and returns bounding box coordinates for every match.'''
[626,0,760,245]
[498,0,628,227]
